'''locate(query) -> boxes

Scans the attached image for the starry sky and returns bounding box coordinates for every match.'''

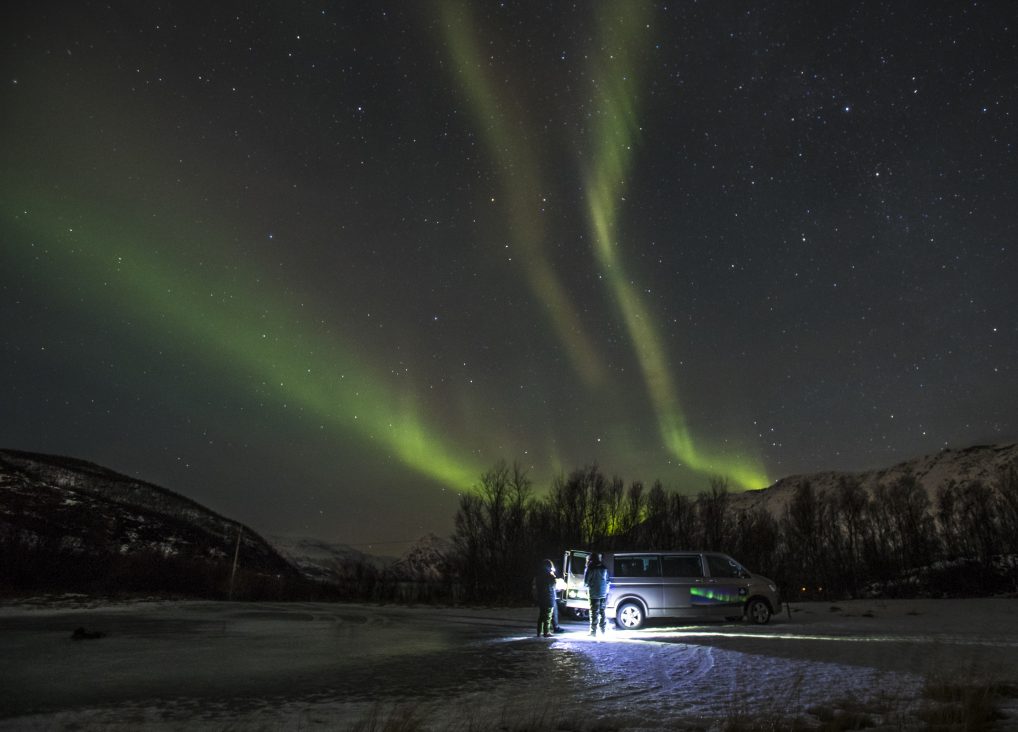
[2,1,1015,550]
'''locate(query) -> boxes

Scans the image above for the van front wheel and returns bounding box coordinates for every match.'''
[616,602,645,630]
[745,598,771,624]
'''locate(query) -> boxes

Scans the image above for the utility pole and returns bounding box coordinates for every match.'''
[228,526,242,601]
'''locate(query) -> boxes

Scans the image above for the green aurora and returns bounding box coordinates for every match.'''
[1,1,769,515]
[441,0,768,489]
[438,0,608,389]
[582,4,768,490]
[2,192,485,492]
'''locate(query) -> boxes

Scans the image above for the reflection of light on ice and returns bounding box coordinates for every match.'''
[636,630,1018,647]
[520,627,925,721]
[505,625,1018,649]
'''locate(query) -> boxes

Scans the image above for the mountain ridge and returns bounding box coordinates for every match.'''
[0,448,296,590]
[730,443,1018,515]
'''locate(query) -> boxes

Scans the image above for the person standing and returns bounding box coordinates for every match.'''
[583,552,609,635]
[534,559,557,637]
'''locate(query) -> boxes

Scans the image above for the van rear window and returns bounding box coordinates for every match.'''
[662,555,703,577]
[614,555,661,578]
[569,555,588,576]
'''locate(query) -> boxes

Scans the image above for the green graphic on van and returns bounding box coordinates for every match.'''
[691,585,747,606]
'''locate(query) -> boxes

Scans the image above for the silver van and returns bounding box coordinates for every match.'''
[561,549,780,628]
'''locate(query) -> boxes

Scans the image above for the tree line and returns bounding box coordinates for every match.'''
[5,459,1015,605]
[450,460,1018,603]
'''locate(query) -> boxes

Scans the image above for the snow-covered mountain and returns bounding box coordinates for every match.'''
[269,533,450,586]
[731,443,1018,515]
[0,449,295,581]
[389,533,453,582]
[0,448,423,594]
[268,535,392,584]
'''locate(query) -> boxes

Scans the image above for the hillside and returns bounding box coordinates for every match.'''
[388,533,453,582]
[0,449,297,595]
[269,533,450,588]
[731,443,1018,516]
[268,534,393,585]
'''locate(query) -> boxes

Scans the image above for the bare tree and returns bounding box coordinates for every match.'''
[697,477,731,551]
[642,481,670,547]
[834,475,870,597]
[451,493,485,598]
[624,480,645,535]
[869,472,935,589]
[732,506,779,581]
[667,492,696,549]
[994,464,1018,555]
[451,460,534,601]
[781,479,837,597]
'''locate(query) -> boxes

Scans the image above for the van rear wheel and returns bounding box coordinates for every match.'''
[745,598,771,624]
[616,602,645,630]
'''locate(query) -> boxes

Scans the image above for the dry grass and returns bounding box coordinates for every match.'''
[916,674,1018,730]
[347,702,568,732]
[348,703,428,732]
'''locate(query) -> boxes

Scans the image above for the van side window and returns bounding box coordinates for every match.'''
[706,554,742,578]
[661,555,703,578]
[615,555,661,578]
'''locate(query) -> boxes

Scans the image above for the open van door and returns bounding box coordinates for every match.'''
[561,549,590,617]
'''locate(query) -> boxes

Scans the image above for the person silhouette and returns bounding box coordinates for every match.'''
[583,552,609,635]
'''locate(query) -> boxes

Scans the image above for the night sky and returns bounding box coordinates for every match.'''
[2,2,1015,550]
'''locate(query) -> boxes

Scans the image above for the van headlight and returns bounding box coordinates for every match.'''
[768,583,777,593]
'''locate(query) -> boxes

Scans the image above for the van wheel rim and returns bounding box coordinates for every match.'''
[619,605,642,628]
[748,600,770,623]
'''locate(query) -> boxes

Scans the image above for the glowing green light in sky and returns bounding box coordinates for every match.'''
[2,192,484,492]
[583,4,768,490]
[439,0,606,388]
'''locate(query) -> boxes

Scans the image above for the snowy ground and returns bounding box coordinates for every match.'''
[2,598,1018,730]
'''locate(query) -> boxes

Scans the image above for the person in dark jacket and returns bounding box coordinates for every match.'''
[583,552,610,635]
[534,559,558,637]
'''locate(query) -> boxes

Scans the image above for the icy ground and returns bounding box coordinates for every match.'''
[2,598,1018,729]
